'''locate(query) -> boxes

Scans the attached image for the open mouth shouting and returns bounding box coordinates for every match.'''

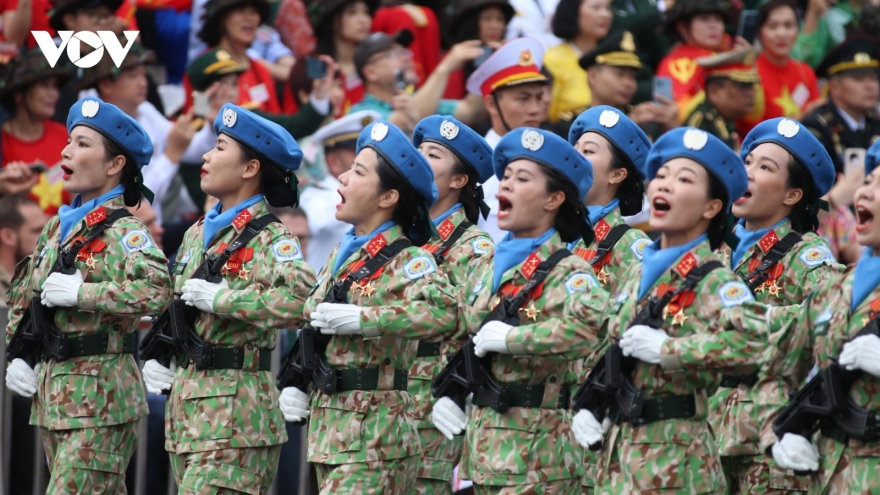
[652,195,671,217]
[61,164,73,180]
[337,189,346,210]
[736,189,752,205]
[856,203,875,233]
[497,194,512,220]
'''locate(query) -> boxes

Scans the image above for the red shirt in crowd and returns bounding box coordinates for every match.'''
[2,120,72,215]
[372,4,440,86]
[183,56,281,113]
[0,0,54,48]
[656,44,714,113]
[737,52,820,135]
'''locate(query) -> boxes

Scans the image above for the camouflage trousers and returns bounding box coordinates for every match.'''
[722,455,810,494]
[811,435,880,495]
[314,456,419,494]
[169,445,282,495]
[472,479,581,494]
[413,425,462,495]
[40,421,138,494]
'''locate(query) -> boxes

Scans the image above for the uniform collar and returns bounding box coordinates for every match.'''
[835,104,866,131]
[638,234,710,300]
[484,129,503,149]
[731,217,790,270]
[58,185,126,244]
[432,204,466,240]
[493,229,566,292]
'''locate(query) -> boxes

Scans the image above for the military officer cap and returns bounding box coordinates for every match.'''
[664,0,734,40]
[568,105,651,179]
[312,110,382,151]
[466,36,548,97]
[412,115,495,184]
[646,127,748,210]
[579,31,643,71]
[357,120,439,206]
[187,48,246,92]
[214,103,303,171]
[740,118,836,196]
[865,139,880,175]
[68,97,154,169]
[816,34,880,78]
[698,49,761,84]
[494,127,594,201]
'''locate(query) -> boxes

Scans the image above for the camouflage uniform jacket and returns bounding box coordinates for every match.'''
[599,238,778,493]
[712,219,841,457]
[569,208,651,298]
[408,206,494,480]
[685,99,739,151]
[305,223,457,465]
[164,198,316,454]
[459,231,609,486]
[5,195,170,430]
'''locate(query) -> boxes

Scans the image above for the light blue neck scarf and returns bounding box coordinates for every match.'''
[638,234,707,300]
[432,203,462,227]
[852,248,880,312]
[202,194,263,249]
[731,218,786,268]
[492,228,555,293]
[333,221,396,276]
[58,184,125,242]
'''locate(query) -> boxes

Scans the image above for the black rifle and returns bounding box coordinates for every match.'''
[432,250,571,415]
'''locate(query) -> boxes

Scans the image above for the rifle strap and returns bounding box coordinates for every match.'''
[500,249,573,312]
[333,238,413,299]
[191,213,279,280]
[590,224,631,267]
[649,260,726,316]
[54,209,133,275]
[742,232,803,293]
[428,221,473,265]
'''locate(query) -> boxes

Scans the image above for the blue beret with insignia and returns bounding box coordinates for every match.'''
[213,103,303,171]
[865,139,880,175]
[67,97,153,169]
[357,120,439,206]
[646,127,747,209]
[412,115,494,184]
[568,105,651,180]
[494,127,594,200]
[740,117,835,196]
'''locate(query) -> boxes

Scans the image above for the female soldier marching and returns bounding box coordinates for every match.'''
[140,103,316,493]
[278,120,457,494]
[567,106,652,295]
[409,114,495,495]
[711,117,842,494]
[572,127,772,494]
[5,96,171,492]
[432,127,610,494]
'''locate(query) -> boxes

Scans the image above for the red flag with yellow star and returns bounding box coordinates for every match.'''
[737,53,820,136]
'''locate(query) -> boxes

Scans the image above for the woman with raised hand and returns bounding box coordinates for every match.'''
[409,114,495,495]
[573,127,769,495]
[278,120,457,494]
[432,127,609,494]
[141,103,316,493]
[711,117,842,494]
[4,96,171,492]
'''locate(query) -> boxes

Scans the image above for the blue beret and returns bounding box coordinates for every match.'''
[865,139,880,175]
[646,127,747,209]
[213,103,303,171]
[494,127,593,200]
[67,97,153,169]
[568,105,651,179]
[357,120,439,206]
[412,115,494,184]
[740,118,836,196]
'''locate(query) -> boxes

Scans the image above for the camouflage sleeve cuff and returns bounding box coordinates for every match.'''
[212,289,234,317]
[659,338,684,371]
[77,283,99,312]
[360,306,382,339]
[505,329,526,355]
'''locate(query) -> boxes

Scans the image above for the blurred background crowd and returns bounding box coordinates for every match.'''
[2,0,880,492]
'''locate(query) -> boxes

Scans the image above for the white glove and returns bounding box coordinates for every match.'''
[311,302,362,335]
[772,433,819,472]
[432,396,468,440]
[40,270,84,308]
[142,359,176,395]
[473,320,513,357]
[572,409,612,448]
[839,334,880,377]
[181,278,229,313]
[619,325,669,364]
[5,358,38,397]
[279,387,311,422]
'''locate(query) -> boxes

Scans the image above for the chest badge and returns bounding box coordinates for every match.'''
[520,302,541,322]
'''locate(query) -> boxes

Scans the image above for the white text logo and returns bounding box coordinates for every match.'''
[31,31,139,68]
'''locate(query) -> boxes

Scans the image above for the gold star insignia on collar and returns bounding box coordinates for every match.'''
[520,303,540,321]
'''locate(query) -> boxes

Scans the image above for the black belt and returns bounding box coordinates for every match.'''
[416,340,441,358]
[473,383,574,409]
[720,372,759,388]
[614,394,697,426]
[44,332,136,360]
[336,368,409,392]
[213,347,271,371]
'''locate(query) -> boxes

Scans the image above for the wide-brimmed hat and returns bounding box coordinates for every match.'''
[48,0,124,32]
[449,0,514,28]
[309,0,380,33]
[664,0,735,40]
[0,48,73,99]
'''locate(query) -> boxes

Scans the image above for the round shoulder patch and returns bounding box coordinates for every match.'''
[403,256,437,280]
[272,238,303,262]
[629,238,651,261]
[799,246,834,267]
[565,272,598,294]
[521,129,544,151]
[717,281,754,308]
[122,230,154,253]
[471,238,494,255]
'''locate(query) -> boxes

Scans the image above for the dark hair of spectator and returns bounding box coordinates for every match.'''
[785,154,821,233]
[101,135,142,208]
[235,140,299,208]
[0,195,37,231]
[375,153,434,246]
[705,171,729,251]
[198,0,267,47]
[450,157,483,224]
[541,164,595,243]
[287,54,314,105]
[758,0,798,29]
[551,0,583,41]
[608,144,645,216]
[850,4,880,42]
[452,10,482,44]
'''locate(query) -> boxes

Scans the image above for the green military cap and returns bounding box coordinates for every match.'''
[698,48,761,84]
[0,47,73,98]
[187,48,246,92]
[579,30,642,70]
[79,37,155,91]
[816,35,880,78]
